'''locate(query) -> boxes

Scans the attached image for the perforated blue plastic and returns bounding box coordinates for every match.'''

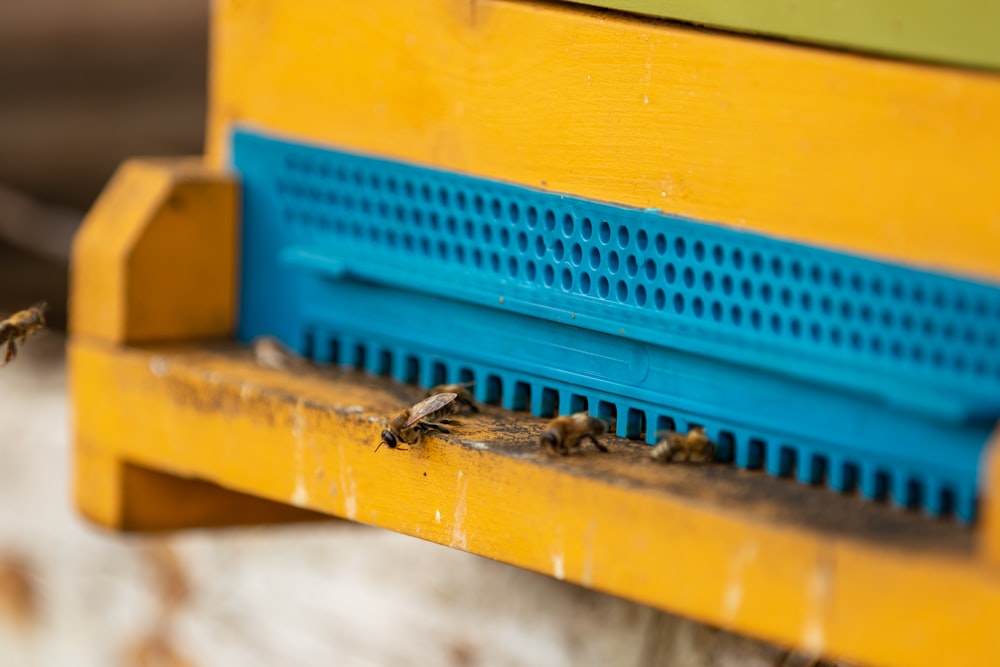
[233,129,1000,522]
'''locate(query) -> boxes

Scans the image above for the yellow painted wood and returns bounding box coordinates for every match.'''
[209,0,1000,283]
[73,450,331,532]
[69,157,237,343]
[74,446,126,529]
[70,338,1000,667]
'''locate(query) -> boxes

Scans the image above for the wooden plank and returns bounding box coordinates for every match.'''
[4,336,795,666]
[74,448,331,531]
[69,158,237,343]
[70,338,1000,667]
[208,0,1000,284]
[565,1,1000,71]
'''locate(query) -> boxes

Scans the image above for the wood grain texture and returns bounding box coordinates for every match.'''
[566,0,1000,70]
[70,338,1000,667]
[208,0,1000,284]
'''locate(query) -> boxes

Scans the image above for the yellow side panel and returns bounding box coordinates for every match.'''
[70,158,237,343]
[209,0,1000,282]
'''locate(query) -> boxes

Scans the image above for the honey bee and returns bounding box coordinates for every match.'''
[423,382,479,414]
[539,412,609,455]
[252,335,310,371]
[376,392,459,452]
[650,426,716,463]
[0,302,46,366]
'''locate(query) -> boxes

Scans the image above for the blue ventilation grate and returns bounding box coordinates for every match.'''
[233,129,1000,522]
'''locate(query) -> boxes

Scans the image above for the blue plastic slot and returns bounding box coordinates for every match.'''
[232,128,1000,523]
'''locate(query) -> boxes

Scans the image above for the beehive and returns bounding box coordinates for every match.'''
[70,1,1000,664]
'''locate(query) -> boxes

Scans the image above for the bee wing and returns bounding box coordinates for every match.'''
[404,392,458,427]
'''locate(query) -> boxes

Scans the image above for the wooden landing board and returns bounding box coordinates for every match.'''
[71,338,1000,667]
[209,0,1000,284]
[566,1,1000,71]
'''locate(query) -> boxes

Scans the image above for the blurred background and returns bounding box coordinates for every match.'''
[0,2,837,665]
[0,0,206,327]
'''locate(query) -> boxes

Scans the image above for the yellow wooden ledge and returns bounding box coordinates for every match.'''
[210,0,1000,283]
[69,158,237,343]
[74,450,330,531]
[70,338,1000,667]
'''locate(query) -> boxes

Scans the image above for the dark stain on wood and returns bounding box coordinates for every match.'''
[0,552,38,632]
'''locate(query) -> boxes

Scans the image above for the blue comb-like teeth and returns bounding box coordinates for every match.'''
[235,129,1000,523]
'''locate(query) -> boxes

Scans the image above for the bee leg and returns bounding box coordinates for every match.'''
[423,422,451,434]
[438,418,461,425]
[587,436,609,453]
[3,339,16,365]
[544,441,566,456]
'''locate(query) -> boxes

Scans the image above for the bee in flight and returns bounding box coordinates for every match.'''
[376,392,459,452]
[650,426,716,463]
[252,335,311,372]
[423,382,479,414]
[0,302,46,366]
[539,412,609,455]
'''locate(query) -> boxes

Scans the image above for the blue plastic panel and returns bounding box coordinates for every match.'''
[232,128,1000,522]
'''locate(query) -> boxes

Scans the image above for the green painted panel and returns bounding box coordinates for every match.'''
[568,1,1000,70]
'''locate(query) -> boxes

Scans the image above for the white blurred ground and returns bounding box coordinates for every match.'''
[0,334,809,667]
